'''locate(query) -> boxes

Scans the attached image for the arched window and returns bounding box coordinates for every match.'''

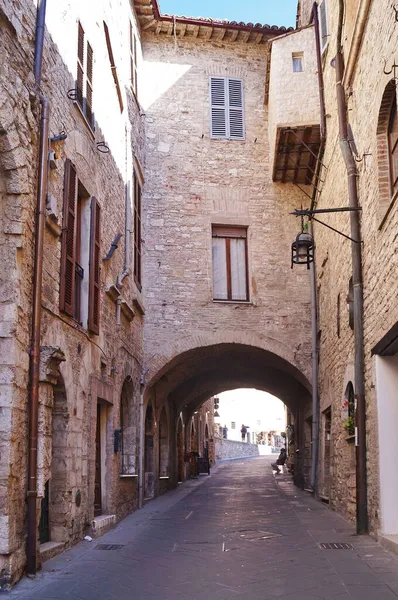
[159,408,169,477]
[120,377,135,475]
[377,79,398,224]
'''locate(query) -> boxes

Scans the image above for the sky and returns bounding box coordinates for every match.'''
[216,389,286,443]
[158,0,297,28]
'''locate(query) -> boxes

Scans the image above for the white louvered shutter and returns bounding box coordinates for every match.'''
[318,0,328,53]
[210,77,227,138]
[228,78,244,140]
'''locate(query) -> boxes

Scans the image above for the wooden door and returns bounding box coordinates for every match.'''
[94,404,102,516]
[39,480,50,544]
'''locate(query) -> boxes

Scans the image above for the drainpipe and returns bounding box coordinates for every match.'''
[27,0,50,575]
[117,126,132,288]
[308,2,325,495]
[335,0,368,534]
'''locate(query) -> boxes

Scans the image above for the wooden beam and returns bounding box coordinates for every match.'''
[180,23,187,37]
[254,32,263,44]
[241,31,250,43]
[166,22,173,36]
[219,28,226,41]
[205,27,213,40]
[142,18,156,30]
[230,29,238,42]
[192,25,199,37]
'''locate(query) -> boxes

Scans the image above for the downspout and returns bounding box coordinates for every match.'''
[335,0,368,534]
[117,126,132,288]
[309,2,325,495]
[28,0,49,575]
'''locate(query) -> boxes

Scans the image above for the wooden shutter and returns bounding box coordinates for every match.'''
[60,160,78,316]
[210,77,227,138]
[228,79,244,140]
[133,175,142,287]
[77,22,85,108]
[86,42,94,127]
[88,197,101,334]
[130,23,138,96]
[318,0,328,53]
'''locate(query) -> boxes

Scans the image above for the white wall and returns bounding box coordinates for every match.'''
[376,354,398,535]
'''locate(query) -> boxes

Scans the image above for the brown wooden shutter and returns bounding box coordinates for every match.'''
[88,197,101,334]
[86,42,94,127]
[77,22,85,108]
[60,160,78,316]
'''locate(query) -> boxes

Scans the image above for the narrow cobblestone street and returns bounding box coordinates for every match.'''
[9,457,398,600]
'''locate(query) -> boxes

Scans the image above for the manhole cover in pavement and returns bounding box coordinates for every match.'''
[95,544,124,551]
[233,530,282,541]
[318,542,353,550]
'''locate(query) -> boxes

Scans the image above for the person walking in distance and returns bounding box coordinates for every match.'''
[271,447,287,475]
[241,424,247,442]
[222,425,228,439]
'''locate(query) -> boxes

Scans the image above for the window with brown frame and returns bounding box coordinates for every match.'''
[103,21,124,112]
[388,92,398,195]
[130,22,138,97]
[133,173,142,288]
[212,226,249,302]
[60,160,101,333]
[76,21,94,129]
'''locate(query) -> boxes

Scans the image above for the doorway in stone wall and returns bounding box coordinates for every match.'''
[177,417,184,483]
[320,407,332,500]
[39,375,70,545]
[144,402,155,499]
[375,344,398,536]
[94,403,102,516]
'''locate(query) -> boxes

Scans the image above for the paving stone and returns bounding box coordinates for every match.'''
[8,457,398,599]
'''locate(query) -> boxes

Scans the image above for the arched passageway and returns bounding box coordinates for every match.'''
[144,342,312,495]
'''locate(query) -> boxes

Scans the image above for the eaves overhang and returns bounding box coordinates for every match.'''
[133,0,294,43]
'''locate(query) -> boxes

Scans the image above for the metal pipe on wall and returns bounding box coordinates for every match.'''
[27,0,50,575]
[308,2,325,495]
[335,0,368,534]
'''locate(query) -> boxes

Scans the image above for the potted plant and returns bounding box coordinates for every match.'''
[343,416,355,437]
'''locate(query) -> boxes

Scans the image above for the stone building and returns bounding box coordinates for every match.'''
[0,0,366,588]
[291,0,398,547]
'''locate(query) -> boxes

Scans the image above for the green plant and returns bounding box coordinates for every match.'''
[343,416,355,436]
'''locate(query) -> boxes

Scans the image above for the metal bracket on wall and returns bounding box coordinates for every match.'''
[290,207,362,244]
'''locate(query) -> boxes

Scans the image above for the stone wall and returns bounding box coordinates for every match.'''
[141,32,313,391]
[0,0,145,586]
[215,439,260,461]
[297,0,398,531]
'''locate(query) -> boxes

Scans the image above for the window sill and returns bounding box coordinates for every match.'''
[159,476,169,480]
[210,137,246,142]
[119,474,138,479]
[73,101,95,139]
[213,300,252,305]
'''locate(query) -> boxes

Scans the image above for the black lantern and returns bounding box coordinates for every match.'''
[291,230,315,269]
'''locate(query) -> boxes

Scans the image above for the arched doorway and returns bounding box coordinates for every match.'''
[176,417,184,483]
[159,407,169,477]
[144,402,155,499]
[39,374,70,544]
[120,377,135,475]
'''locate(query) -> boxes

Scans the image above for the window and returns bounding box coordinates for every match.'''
[103,22,123,112]
[388,93,398,194]
[212,226,249,302]
[210,77,245,140]
[133,173,142,288]
[60,160,101,333]
[130,22,138,97]
[120,377,136,475]
[318,0,329,54]
[76,22,94,129]
[231,422,236,429]
[292,52,304,72]
[376,80,398,224]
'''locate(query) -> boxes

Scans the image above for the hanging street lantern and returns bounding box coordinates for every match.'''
[291,229,314,269]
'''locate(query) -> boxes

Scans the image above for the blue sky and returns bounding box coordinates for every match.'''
[158,0,297,27]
